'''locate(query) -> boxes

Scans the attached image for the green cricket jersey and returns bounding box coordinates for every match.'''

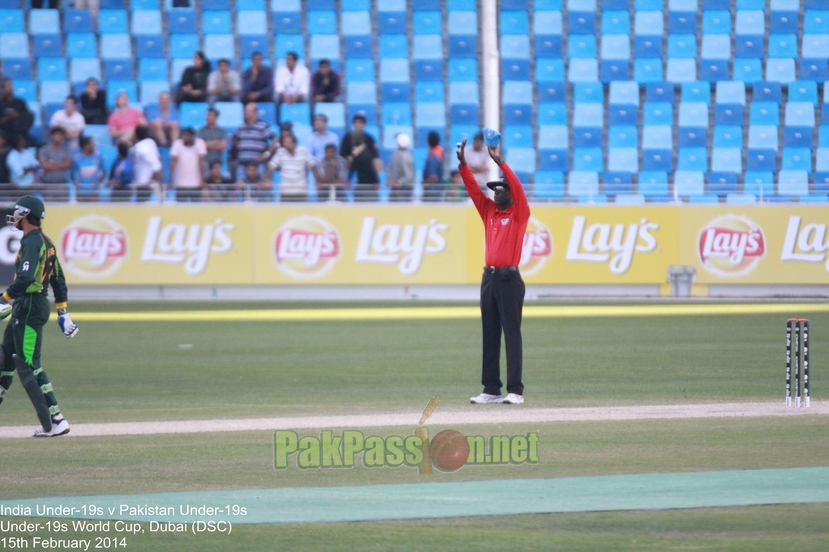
[3,229,68,309]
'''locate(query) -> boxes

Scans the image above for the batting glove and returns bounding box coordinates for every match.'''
[58,313,78,338]
[0,294,12,321]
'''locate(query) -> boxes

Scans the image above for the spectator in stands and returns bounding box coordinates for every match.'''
[311,59,341,104]
[80,78,108,125]
[340,114,381,202]
[445,170,465,202]
[235,161,270,202]
[205,161,236,202]
[208,59,241,103]
[265,131,313,202]
[0,78,34,147]
[38,127,73,202]
[306,114,339,161]
[386,133,415,202]
[232,102,276,181]
[197,107,227,170]
[6,135,38,191]
[177,52,211,104]
[49,96,86,150]
[241,52,274,104]
[313,144,347,202]
[32,0,58,8]
[422,131,445,202]
[147,91,180,148]
[169,127,207,202]
[107,142,134,202]
[108,92,146,145]
[132,126,162,202]
[0,134,9,187]
[73,0,100,15]
[274,52,310,107]
[465,132,494,196]
[72,136,106,202]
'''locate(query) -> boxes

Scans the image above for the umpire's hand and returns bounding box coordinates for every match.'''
[457,137,467,165]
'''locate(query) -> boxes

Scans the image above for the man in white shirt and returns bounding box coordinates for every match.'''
[169,127,207,202]
[464,132,494,198]
[264,132,314,202]
[132,126,162,202]
[274,52,310,108]
[49,96,86,149]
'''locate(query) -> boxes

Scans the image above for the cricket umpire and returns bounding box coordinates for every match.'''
[457,137,530,405]
[0,195,78,437]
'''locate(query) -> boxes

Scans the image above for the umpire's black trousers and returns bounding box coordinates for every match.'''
[480,266,525,396]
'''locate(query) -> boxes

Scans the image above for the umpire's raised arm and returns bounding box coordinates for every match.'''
[489,145,530,221]
[457,138,487,213]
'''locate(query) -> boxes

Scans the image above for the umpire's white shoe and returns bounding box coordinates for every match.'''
[33,417,70,437]
[470,393,503,404]
[502,393,524,404]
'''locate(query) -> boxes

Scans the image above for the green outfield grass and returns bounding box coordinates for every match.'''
[1,302,826,550]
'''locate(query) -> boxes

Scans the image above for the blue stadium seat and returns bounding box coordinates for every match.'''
[342,11,371,36]
[801,60,829,83]
[635,11,663,36]
[310,34,340,61]
[666,59,696,83]
[341,0,369,10]
[415,82,442,102]
[615,193,644,204]
[608,148,638,173]
[634,36,662,59]
[574,82,602,104]
[802,34,829,59]
[449,36,478,58]
[781,148,812,173]
[638,171,670,197]
[601,60,630,83]
[29,9,60,34]
[815,148,829,172]
[140,82,169,105]
[634,59,663,83]
[743,172,775,197]
[502,59,530,81]
[642,148,673,172]
[572,148,603,172]
[569,35,597,59]
[645,82,674,104]
[715,105,744,126]
[701,35,730,61]
[804,9,829,32]
[382,102,411,126]
[534,9,562,35]
[678,148,708,172]
[449,11,478,35]
[711,148,742,174]
[726,193,756,204]
[746,149,777,172]
[702,11,730,34]
[314,102,346,128]
[501,35,530,59]
[539,149,569,172]
[748,126,779,150]
[538,102,566,125]
[179,103,209,128]
[786,103,816,128]
[603,172,634,197]
[3,59,32,81]
[778,170,810,195]
[240,36,269,59]
[567,60,597,83]
[800,194,829,203]
[537,59,566,82]
[815,172,829,194]
[669,8,696,34]
[568,171,600,197]
[533,171,565,200]
[733,59,763,82]
[750,102,780,126]
[348,104,378,125]
[643,102,674,126]
[735,9,764,35]
[601,0,627,7]
[783,126,813,149]
[414,35,443,60]
[132,9,161,34]
[202,11,231,34]
[345,59,375,82]
[273,12,301,34]
[169,34,199,59]
[40,81,70,105]
[131,0,159,8]
[276,35,304,59]
[504,148,536,173]
[668,34,696,59]
[789,81,819,106]
[450,105,479,125]
[37,59,67,82]
[503,125,533,148]
[280,103,310,126]
[98,10,128,34]
[768,34,798,58]
[449,59,477,82]
[65,8,94,33]
[699,60,729,83]
[0,33,29,58]
[377,11,405,34]
[717,81,746,106]
[414,61,443,81]
[252,103,275,126]
[0,9,25,32]
[642,124,671,149]
[674,170,705,195]
[603,10,630,34]
[380,59,409,83]
[569,11,595,35]
[538,125,568,149]
[770,8,798,34]
[601,34,630,61]
[67,33,98,59]
[168,10,196,33]
[537,82,566,103]
[237,11,267,36]
[307,10,336,34]
[344,36,372,58]
[106,81,137,106]
[503,103,531,125]
[735,36,764,59]
[105,59,133,81]
[766,58,796,83]
[413,10,441,34]
[681,82,711,104]
[449,82,478,105]
[500,11,528,35]
[636,0,663,9]
[205,35,233,61]
[33,35,63,57]
[347,82,376,104]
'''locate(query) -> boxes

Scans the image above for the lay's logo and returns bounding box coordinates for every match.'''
[519,217,552,276]
[274,216,340,278]
[61,215,128,278]
[698,215,765,276]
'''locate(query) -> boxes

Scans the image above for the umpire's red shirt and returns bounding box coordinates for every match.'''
[460,162,530,267]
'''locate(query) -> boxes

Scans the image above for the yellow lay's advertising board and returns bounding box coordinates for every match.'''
[679,206,829,284]
[38,205,829,286]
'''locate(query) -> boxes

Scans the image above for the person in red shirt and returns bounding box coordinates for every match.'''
[457,137,530,405]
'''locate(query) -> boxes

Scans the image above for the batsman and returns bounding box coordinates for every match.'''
[0,195,78,437]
